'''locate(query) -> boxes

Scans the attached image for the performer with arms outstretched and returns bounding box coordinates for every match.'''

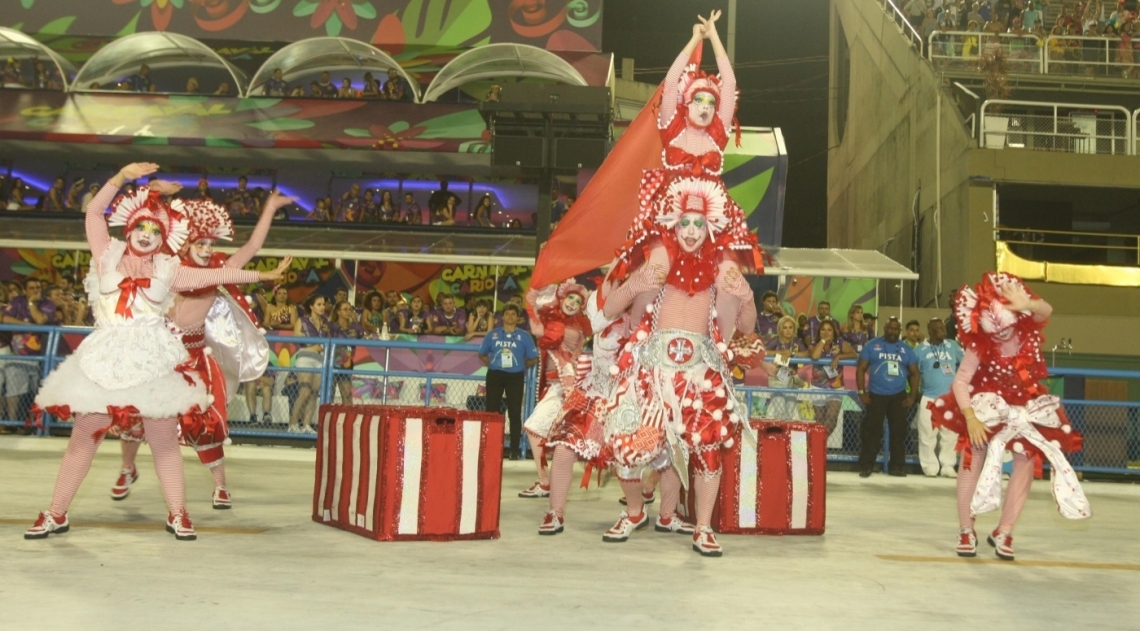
[26,163,288,541]
[111,191,293,509]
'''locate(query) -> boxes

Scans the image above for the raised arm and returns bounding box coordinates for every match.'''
[702,11,737,129]
[1000,282,1052,323]
[228,191,293,269]
[659,24,706,129]
[86,163,160,264]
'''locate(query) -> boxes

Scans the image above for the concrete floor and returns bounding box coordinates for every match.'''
[1,436,1138,631]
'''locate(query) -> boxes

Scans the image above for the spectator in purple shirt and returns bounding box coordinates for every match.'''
[754,290,783,344]
[331,300,367,406]
[428,293,467,336]
[1,278,58,421]
[808,300,832,342]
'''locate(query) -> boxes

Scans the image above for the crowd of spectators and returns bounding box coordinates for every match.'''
[305,180,531,228]
[260,67,414,101]
[0,172,285,218]
[1,56,64,91]
[921,0,1140,76]
[1,171,546,229]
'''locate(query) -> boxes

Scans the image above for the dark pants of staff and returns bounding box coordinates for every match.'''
[485,369,525,456]
[859,391,909,473]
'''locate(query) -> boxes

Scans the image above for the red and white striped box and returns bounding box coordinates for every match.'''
[692,420,827,535]
[313,405,504,541]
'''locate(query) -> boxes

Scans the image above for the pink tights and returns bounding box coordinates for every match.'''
[50,413,186,518]
[121,439,227,488]
[657,468,681,520]
[691,473,721,529]
[957,445,1033,534]
[532,443,550,487]
[548,446,576,517]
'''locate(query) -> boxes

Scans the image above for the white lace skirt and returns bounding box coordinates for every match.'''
[522,382,564,443]
[36,321,208,419]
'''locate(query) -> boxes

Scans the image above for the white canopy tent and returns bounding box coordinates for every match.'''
[0,26,77,88]
[421,43,587,103]
[764,247,920,318]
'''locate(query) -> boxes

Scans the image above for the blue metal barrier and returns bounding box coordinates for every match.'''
[5,324,1139,474]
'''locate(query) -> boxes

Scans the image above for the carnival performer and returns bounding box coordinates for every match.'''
[597,11,765,557]
[537,286,633,534]
[25,163,288,541]
[519,280,592,498]
[111,191,293,509]
[928,272,1091,561]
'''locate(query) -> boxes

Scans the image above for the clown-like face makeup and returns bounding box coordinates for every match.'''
[561,293,584,316]
[676,212,708,254]
[128,220,163,255]
[188,238,214,267]
[687,92,717,128]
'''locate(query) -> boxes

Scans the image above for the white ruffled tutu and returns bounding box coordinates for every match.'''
[36,317,208,419]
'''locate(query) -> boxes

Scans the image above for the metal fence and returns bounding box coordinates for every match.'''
[880,0,925,52]
[1043,35,1140,78]
[3,323,1139,475]
[929,31,1044,74]
[979,100,1132,154]
[925,30,1140,78]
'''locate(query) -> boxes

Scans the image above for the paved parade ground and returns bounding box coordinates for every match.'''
[2,436,1138,631]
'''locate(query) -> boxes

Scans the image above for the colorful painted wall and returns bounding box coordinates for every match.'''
[0,0,604,51]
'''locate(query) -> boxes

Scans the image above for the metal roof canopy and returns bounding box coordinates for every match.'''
[248,37,421,101]
[421,43,587,103]
[0,26,77,86]
[766,247,919,280]
[71,32,247,94]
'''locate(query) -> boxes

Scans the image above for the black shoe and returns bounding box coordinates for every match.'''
[859,467,872,478]
[888,470,907,477]
[508,450,521,461]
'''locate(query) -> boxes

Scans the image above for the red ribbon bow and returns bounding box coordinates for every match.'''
[94,405,141,441]
[115,277,151,318]
[664,147,722,176]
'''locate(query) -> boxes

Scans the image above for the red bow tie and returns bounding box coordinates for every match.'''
[115,277,152,318]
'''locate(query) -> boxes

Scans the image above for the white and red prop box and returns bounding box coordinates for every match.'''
[313,405,504,541]
[690,420,827,535]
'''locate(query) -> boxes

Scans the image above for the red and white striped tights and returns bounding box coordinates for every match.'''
[120,440,227,488]
[957,445,1033,534]
[49,413,187,518]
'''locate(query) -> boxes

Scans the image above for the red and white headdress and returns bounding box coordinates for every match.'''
[107,186,189,253]
[555,278,589,305]
[182,198,235,244]
[677,63,721,107]
[954,272,1044,354]
[656,177,729,237]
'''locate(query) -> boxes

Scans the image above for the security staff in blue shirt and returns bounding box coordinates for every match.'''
[915,318,965,478]
[855,317,919,478]
[479,303,539,460]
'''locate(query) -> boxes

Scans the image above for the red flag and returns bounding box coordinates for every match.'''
[532,45,712,288]
[532,43,711,288]
[531,85,666,288]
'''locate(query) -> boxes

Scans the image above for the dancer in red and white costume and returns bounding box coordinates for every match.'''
[597,12,764,557]
[519,280,591,498]
[928,272,1090,560]
[536,285,633,534]
[112,191,292,509]
[25,163,288,541]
